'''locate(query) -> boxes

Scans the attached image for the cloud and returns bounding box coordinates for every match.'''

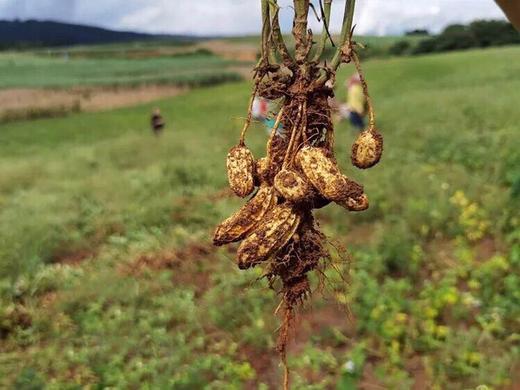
[114,0,262,36]
[0,0,77,22]
[353,0,506,35]
[0,0,507,36]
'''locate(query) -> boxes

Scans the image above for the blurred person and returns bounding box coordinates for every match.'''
[345,73,367,131]
[150,108,165,136]
[252,96,278,134]
[253,96,284,135]
[264,109,284,136]
[495,0,520,30]
[252,96,269,121]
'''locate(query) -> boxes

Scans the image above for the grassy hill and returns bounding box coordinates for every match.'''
[0,46,519,388]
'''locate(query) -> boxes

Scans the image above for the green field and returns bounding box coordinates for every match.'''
[0,51,241,89]
[1,46,519,388]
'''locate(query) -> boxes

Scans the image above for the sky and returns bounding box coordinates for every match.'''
[0,0,507,36]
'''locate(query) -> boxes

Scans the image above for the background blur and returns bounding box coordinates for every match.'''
[0,1,519,389]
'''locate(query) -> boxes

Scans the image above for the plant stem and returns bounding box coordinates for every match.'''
[282,103,303,168]
[239,84,259,145]
[261,0,277,64]
[292,0,310,63]
[266,106,285,163]
[312,0,333,62]
[352,51,376,128]
[315,0,356,85]
[269,0,294,66]
[329,0,356,71]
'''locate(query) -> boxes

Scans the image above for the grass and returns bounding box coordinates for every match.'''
[0,51,241,89]
[0,46,519,388]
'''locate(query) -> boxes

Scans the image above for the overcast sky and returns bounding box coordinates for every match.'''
[0,0,506,36]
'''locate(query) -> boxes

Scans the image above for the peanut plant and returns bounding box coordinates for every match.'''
[213,1,383,386]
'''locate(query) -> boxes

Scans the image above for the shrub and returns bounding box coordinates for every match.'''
[389,40,411,56]
[412,20,520,55]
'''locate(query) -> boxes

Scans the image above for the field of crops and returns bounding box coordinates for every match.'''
[0,46,519,388]
[0,51,241,89]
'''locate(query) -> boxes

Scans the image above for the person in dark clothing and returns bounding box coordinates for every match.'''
[151,108,165,136]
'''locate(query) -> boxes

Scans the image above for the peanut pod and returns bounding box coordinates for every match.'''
[237,203,301,270]
[227,145,255,197]
[351,128,384,169]
[213,186,276,246]
[254,157,270,185]
[337,193,370,212]
[296,146,363,202]
[274,168,315,203]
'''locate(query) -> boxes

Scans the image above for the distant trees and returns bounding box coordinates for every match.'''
[388,40,411,56]
[411,20,520,55]
[405,29,430,36]
[365,20,518,59]
[470,20,520,46]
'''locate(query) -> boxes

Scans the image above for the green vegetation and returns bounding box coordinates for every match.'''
[0,102,82,125]
[0,52,241,89]
[1,46,519,388]
[393,20,520,56]
[37,43,209,60]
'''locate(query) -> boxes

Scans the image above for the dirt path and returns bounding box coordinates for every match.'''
[197,39,259,62]
[0,85,187,121]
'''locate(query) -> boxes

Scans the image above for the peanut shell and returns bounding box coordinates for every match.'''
[237,203,300,269]
[213,186,276,246]
[227,145,255,197]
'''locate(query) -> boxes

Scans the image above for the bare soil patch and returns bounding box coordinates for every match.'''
[197,40,258,62]
[122,242,219,296]
[78,85,187,112]
[52,248,98,266]
[0,85,187,122]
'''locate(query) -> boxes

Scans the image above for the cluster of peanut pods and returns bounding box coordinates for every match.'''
[213,116,383,270]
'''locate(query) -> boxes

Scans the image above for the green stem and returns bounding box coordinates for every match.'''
[352,51,376,127]
[292,0,310,63]
[261,0,277,64]
[329,0,356,71]
[312,0,333,62]
[316,0,356,84]
[269,0,294,66]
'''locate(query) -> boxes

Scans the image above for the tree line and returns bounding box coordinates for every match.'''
[390,20,520,56]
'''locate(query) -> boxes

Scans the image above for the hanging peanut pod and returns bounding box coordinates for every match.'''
[350,50,384,169]
[351,127,384,169]
[226,145,255,198]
